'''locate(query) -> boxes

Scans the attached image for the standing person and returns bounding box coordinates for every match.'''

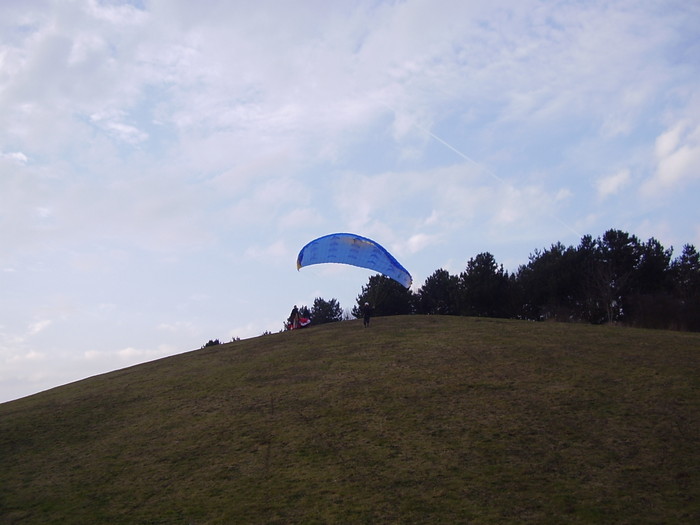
[289,305,300,330]
[362,302,373,328]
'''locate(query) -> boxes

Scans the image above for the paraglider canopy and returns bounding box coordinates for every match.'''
[296,233,412,288]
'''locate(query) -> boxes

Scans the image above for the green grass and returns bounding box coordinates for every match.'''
[1,316,699,524]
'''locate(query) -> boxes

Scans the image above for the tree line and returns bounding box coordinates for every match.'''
[306,229,700,332]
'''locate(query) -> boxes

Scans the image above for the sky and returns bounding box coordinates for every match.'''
[2,0,699,403]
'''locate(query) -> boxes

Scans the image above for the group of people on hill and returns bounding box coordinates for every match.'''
[287,302,373,330]
[287,305,306,330]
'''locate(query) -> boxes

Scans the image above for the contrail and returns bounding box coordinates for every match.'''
[388,104,582,238]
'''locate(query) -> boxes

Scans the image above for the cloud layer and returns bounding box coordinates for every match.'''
[1,0,699,401]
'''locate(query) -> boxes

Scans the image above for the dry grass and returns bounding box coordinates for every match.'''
[1,316,699,523]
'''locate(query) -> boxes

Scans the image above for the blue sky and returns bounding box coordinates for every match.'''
[1,0,699,402]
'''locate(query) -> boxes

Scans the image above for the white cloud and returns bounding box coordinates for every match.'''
[83,349,103,361]
[28,320,52,335]
[405,233,439,254]
[278,207,325,232]
[643,120,700,195]
[244,240,289,262]
[5,350,45,364]
[85,0,147,25]
[0,151,28,164]
[555,188,573,202]
[90,110,149,144]
[597,169,631,199]
[157,321,197,335]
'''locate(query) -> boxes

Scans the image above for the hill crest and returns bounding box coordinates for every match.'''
[2,316,699,523]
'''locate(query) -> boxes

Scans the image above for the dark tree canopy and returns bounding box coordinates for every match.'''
[310,297,343,325]
[352,274,414,318]
[416,268,460,315]
[669,244,700,330]
[459,252,513,318]
[409,229,699,331]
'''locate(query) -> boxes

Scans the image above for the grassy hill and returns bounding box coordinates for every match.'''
[1,316,699,524]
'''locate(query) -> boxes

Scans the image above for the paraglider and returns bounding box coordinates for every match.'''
[296,233,412,288]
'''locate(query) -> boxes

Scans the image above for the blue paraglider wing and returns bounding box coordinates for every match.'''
[297,233,412,288]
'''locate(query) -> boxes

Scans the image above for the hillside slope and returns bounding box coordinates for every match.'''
[1,316,699,524]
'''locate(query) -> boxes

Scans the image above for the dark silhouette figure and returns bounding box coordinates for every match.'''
[288,305,300,330]
[362,302,373,327]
